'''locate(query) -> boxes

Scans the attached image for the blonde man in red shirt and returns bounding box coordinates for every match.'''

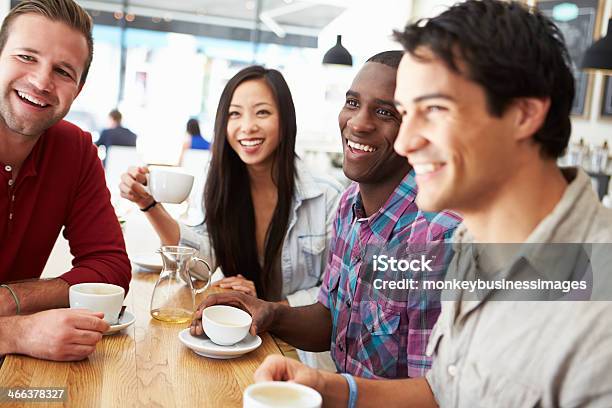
[0,0,130,361]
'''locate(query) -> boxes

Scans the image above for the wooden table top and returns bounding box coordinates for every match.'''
[0,272,282,408]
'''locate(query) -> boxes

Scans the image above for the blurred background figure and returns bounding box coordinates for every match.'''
[180,117,210,166]
[185,118,210,150]
[98,109,137,148]
[97,109,137,166]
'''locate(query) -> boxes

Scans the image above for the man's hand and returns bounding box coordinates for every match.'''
[190,292,279,337]
[14,309,109,361]
[212,274,257,297]
[254,355,325,392]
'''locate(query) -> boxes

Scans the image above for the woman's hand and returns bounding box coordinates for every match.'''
[212,274,257,297]
[119,166,153,209]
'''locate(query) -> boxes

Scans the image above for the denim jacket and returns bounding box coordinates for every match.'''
[179,159,343,306]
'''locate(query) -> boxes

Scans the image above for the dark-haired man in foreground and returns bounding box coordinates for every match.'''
[192,51,460,380]
[252,1,612,406]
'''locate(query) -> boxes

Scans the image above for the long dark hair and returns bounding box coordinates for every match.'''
[204,65,296,300]
[186,118,201,136]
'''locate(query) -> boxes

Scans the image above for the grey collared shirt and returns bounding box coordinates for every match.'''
[426,169,612,407]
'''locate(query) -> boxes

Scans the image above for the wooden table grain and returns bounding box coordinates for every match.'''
[0,272,282,408]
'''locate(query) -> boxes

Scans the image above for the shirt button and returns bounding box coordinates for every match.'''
[8,179,14,186]
[4,165,11,172]
[447,364,458,377]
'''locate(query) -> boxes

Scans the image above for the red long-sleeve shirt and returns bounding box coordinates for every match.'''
[0,120,131,292]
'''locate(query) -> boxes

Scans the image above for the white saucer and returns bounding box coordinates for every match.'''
[178,328,262,359]
[104,311,136,335]
[131,253,163,272]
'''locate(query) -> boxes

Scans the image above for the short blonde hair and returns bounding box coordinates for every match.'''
[0,0,93,86]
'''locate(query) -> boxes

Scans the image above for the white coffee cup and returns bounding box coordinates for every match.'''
[69,283,125,324]
[243,382,322,408]
[202,305,252,346]
[146,166,194,203]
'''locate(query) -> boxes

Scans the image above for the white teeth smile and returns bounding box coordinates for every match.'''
[239,139,263,147]
[346,139,377,153]
[17,91,48,107]
[413,163,444,175]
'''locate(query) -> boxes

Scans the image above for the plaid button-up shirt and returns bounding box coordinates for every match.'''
[318,171,461,379]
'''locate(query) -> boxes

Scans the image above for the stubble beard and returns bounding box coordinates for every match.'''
[0,91,66,138]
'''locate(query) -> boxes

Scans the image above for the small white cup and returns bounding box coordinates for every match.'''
[202,305,252,346]
[243,382,322,408]
[69,283,125,324]
[147,166,194,203]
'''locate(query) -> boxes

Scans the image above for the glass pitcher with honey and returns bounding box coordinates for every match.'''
[150,246,211,323]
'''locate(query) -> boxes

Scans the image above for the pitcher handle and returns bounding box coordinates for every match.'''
[192,257,212,294]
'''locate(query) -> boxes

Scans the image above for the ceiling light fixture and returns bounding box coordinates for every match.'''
[582,18,612,72]
[322,35,352,66]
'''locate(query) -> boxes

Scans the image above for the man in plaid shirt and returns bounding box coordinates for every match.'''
[318,174,458,378]
[193,51,460,379]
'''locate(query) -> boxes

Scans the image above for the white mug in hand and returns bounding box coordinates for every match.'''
[202,305,252,346]
[243,382,322,408]
[146,166,194,204]
[69,283,125,324]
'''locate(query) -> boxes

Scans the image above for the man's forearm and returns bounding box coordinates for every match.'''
[269,302,332,352]
[317,373,437,408]
[0,278,69,316]
[0,316,20,355]
[355,376,437,408]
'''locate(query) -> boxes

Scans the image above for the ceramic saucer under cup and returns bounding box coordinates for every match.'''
[178,329,261,359]
[104,311,136,335]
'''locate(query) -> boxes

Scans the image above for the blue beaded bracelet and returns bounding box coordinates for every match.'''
[340,373,358,408]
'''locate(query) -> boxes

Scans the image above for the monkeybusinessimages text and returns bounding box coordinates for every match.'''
[372,255,587,294]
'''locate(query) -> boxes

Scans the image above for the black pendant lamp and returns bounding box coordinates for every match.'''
[582,18,612,71]
[322,35,352,66]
